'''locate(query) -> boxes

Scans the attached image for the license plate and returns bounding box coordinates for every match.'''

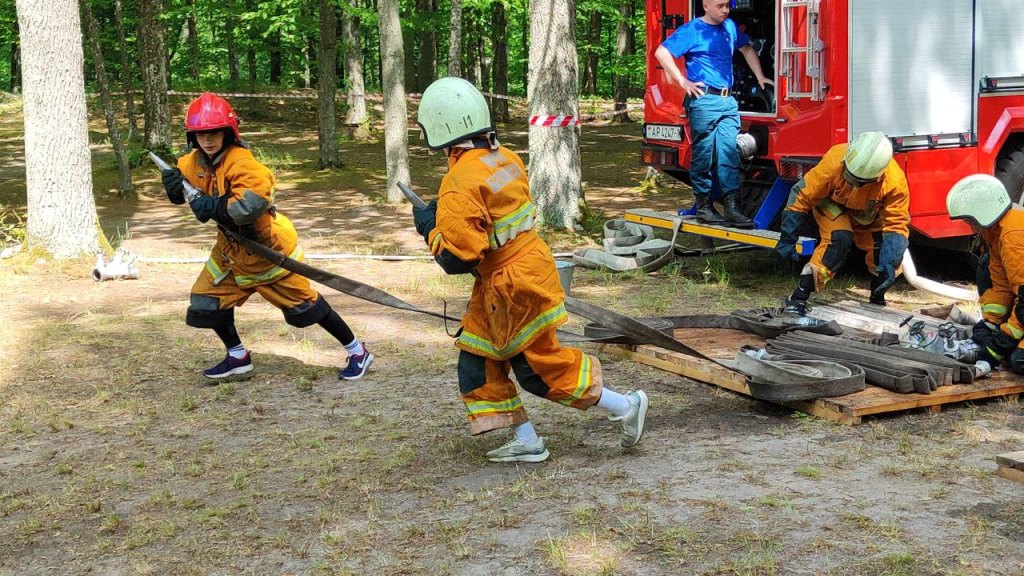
[645,124,682,142]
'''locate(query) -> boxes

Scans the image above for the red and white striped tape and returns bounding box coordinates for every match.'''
[529,115,581,127]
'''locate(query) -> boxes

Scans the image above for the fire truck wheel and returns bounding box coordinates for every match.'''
[995,144,1024,205]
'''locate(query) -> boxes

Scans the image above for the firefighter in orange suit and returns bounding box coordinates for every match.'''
[160,92,373,382]
[947,174,1024,374]
[411,77,650,463]
[775,132,911,315]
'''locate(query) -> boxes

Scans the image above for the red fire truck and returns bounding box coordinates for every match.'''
[640,0,1024,249]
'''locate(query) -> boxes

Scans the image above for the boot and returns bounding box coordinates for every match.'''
[694,194,727,225]
[721,193,754,229]
[783,274,814,316]
[868,275,887,306]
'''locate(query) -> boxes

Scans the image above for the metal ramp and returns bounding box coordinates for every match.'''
[624,208,817,255]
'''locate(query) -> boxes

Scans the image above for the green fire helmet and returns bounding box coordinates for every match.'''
[417,77,492,150]
[843,131,893,181]
[946,174,1012,228]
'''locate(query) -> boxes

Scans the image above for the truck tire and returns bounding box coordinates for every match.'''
[995,145,1024,204]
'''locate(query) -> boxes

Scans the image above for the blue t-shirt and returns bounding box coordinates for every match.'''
[660,18,749,90]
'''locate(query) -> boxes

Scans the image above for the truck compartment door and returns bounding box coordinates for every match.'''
[849,0,975,144]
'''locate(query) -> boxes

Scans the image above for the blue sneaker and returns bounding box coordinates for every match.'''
[339,351,374,380]
[203,352,254,380]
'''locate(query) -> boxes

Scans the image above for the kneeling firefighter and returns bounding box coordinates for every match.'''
[947,174,1024,374]
[411,77,650,463]
[776,131,911,315]
[160,92,373,381]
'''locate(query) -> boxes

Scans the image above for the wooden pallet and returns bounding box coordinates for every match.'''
[996,451,1024,484]
[604,327,1024,425]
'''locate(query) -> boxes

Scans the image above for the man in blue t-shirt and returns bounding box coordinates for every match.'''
[654,0,773,228]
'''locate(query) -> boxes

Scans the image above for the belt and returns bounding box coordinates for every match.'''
[704,87,731,97]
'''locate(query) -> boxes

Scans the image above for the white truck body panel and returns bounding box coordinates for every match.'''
[848,0,975,140]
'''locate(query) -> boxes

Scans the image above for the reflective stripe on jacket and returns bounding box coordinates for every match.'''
[980,207,1024,343]
[178,146,303,288]
[428,146,566,360]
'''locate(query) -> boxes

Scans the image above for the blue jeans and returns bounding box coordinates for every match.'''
[684,93,741,198]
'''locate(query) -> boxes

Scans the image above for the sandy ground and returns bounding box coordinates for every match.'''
[1,102,1023,575]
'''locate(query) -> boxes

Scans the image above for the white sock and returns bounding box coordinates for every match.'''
[597,389,632,418]
[227,344,247,359]
[343,339,366,357]
[512,421,540,445]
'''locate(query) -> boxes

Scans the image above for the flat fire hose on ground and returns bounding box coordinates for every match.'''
[151,154,865,400]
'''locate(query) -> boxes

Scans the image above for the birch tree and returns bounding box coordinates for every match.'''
[378,0,410,202]
[528,0,583,228]
[16,0,102,257]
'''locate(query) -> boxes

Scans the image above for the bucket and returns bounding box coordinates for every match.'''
[555,260,575,295]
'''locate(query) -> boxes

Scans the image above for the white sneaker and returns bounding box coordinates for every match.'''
[609,390,649,448]
[485,437,550,463]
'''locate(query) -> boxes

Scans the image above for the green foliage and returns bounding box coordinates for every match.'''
[2,0,646,99]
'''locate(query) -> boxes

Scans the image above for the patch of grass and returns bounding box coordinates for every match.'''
[793,465,821,478]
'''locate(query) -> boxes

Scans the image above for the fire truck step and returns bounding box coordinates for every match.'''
[624,208,817,255]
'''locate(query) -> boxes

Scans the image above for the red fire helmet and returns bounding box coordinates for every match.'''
[184,92,241,141]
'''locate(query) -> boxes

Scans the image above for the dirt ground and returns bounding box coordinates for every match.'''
[1,98,1023,576]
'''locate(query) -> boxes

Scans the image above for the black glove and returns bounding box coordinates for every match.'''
[412,200,438,242]
[873,232,909,297]
[775,210,805,262]
[1011,348,1024,374]
[972,320,1018,364]
[211,195,233,227]
[162,168,186,205]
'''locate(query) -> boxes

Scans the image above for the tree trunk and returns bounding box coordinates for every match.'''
[8,19,20,92]
[415,0,435,91]
[528,0,582,229]
[478,16,489,93]
[304,32,316,88]
[490,1,508,121]
[403,6,416,90]
[225,2,240,91]
[245,0,256,91]
[317,0,340,169]
[80,0,133,197]
[139,0,171,151]
[16,0,102,258]
[463,10,477,84]
[520,6,528,91]
[112,0,137,138]
[269,31,282,85]
[378,0,410,202]
[582,10,601,96]
[341,5,367,126]
[612,0,634,123]
[447,0,462,77]
[185,0,200,82]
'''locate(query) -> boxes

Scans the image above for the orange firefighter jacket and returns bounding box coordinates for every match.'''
[979,206,1024,345]
[427,146,567,361]
[177,145,302,288]
[787,143,911,237]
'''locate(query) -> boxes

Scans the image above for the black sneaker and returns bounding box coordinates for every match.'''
[338,351,374,380]
[203,352,254,380]
[783,298,808,317]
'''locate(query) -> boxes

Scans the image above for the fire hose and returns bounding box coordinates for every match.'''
[151,154,874,401]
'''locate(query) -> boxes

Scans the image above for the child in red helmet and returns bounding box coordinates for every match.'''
[161,92,373,382]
